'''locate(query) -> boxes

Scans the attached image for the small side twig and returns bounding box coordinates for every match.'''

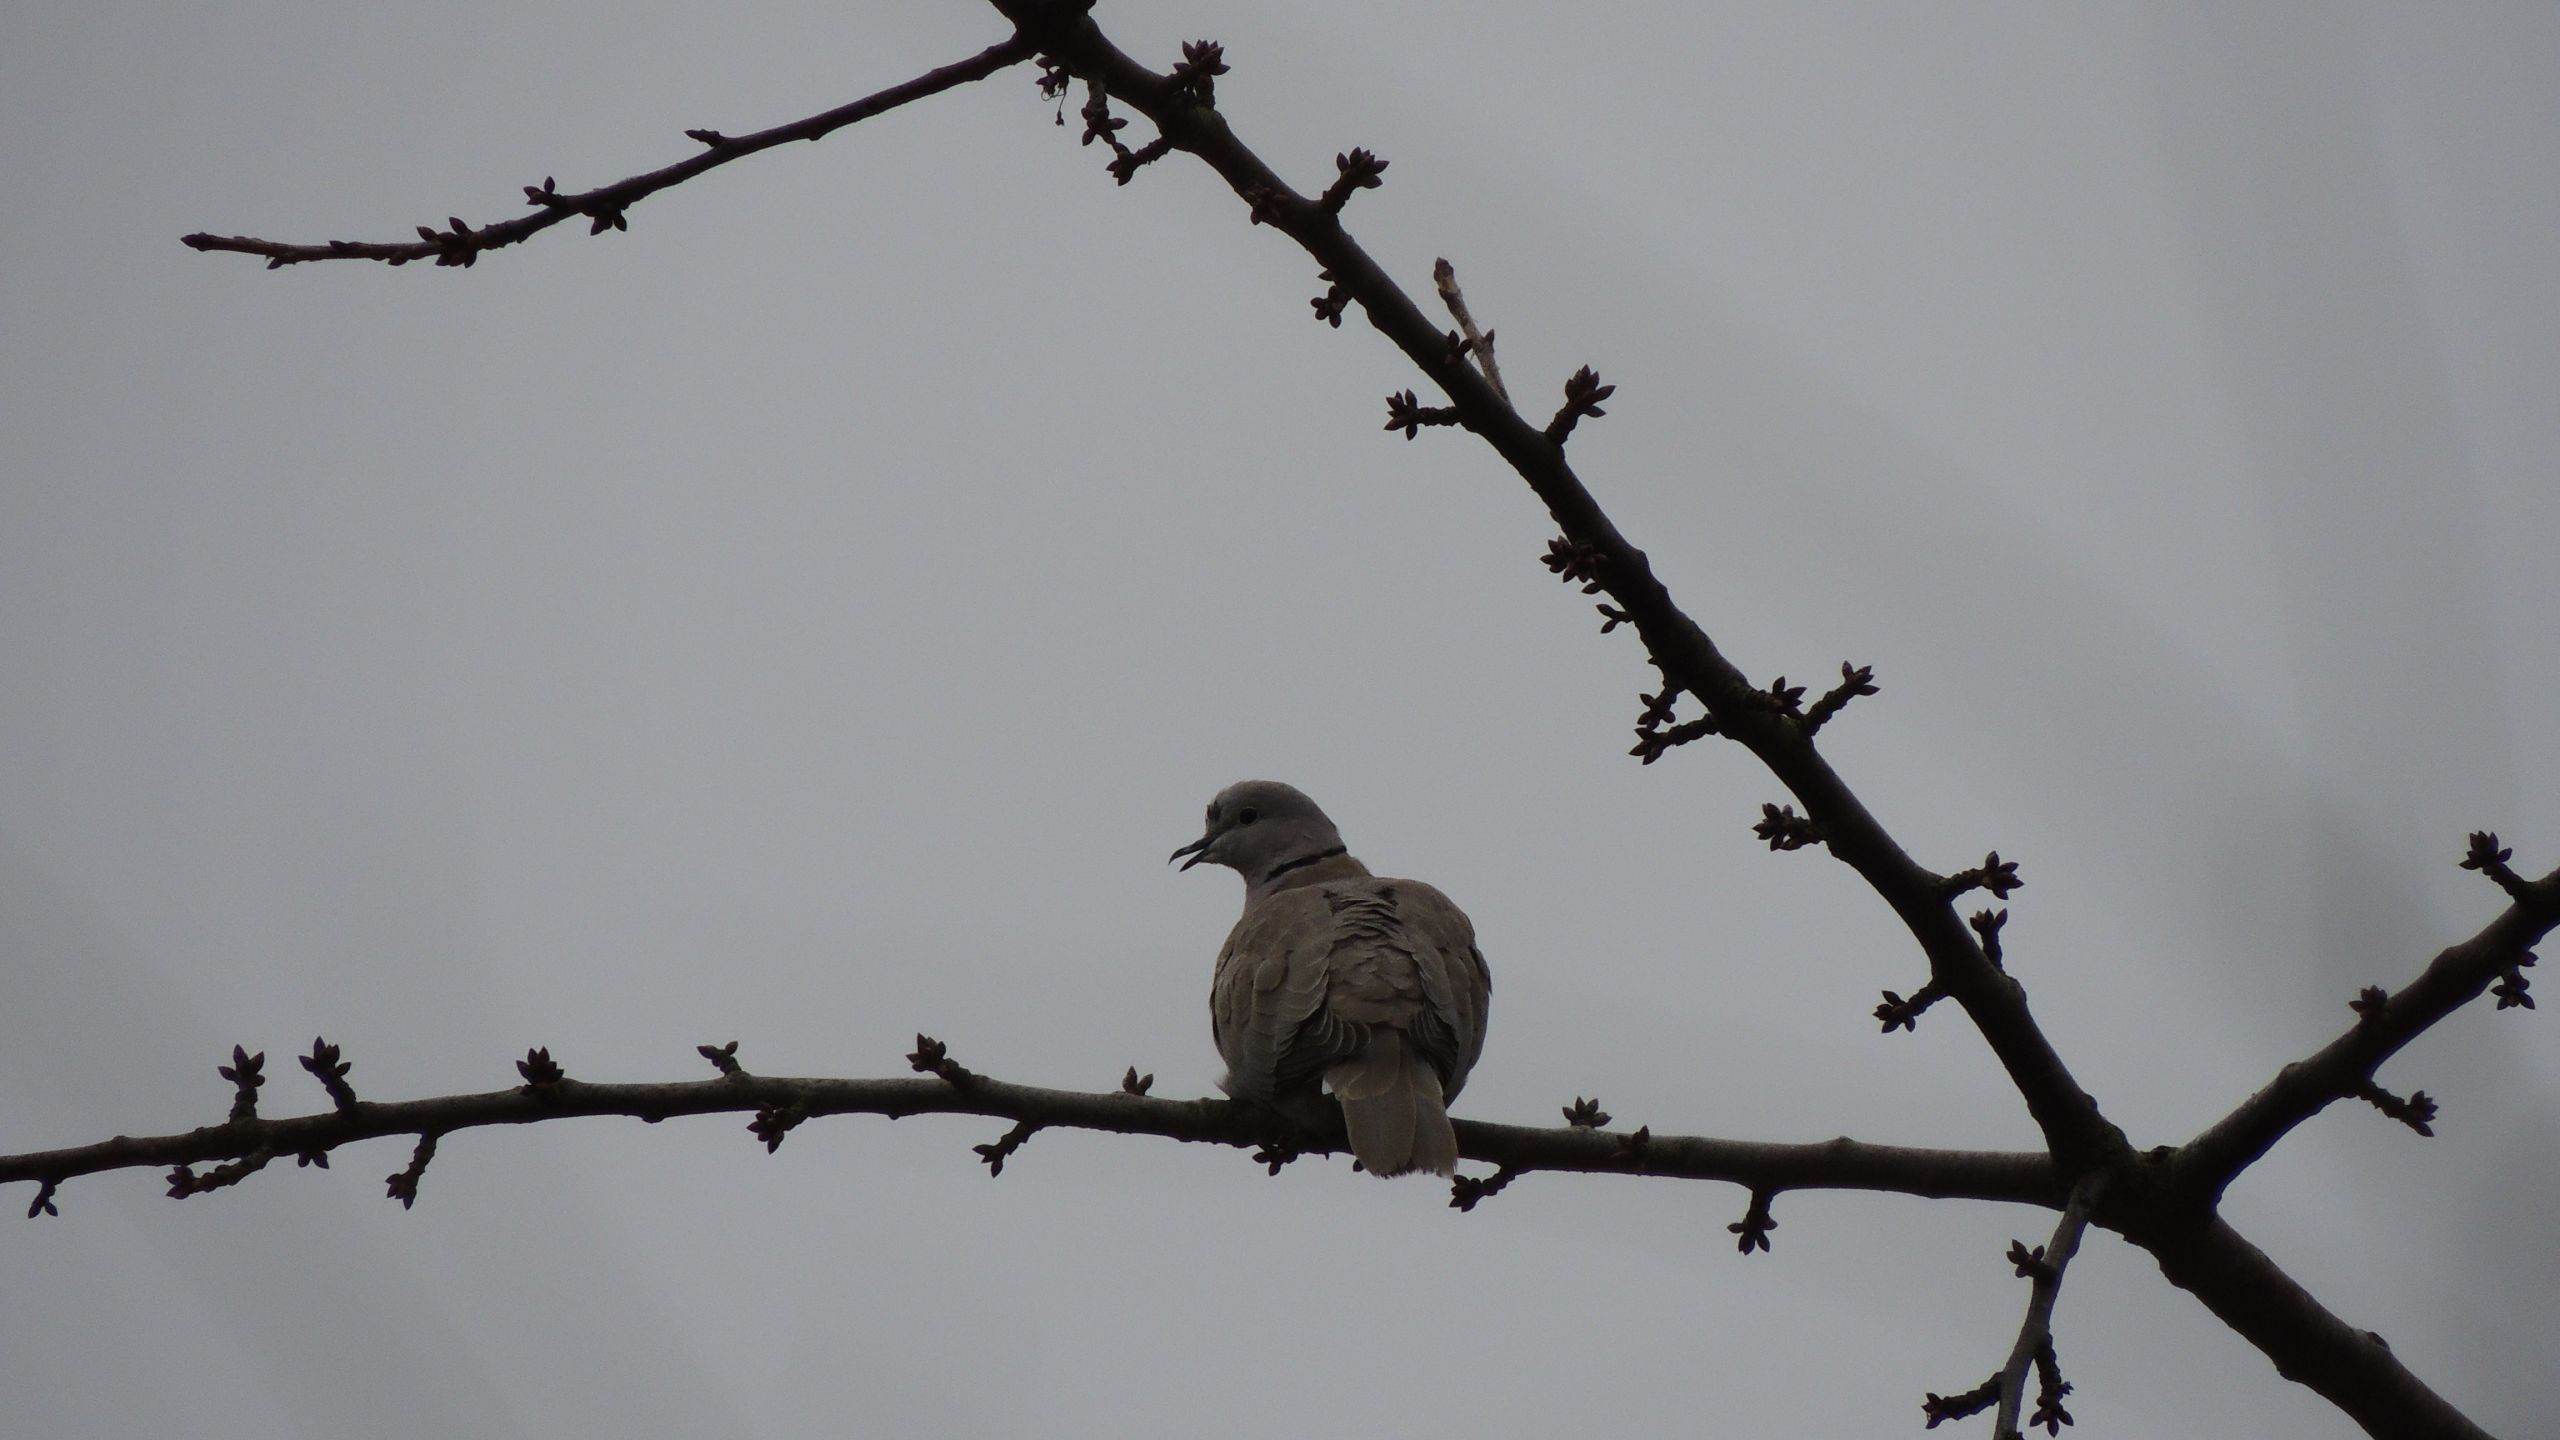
[1800,662,1879,736]
[1987,1181,2094,1438]
[1448,1165,1519,1212]
[908,1034,979,1086]
[219,1045,266,1124]
[181,37,1036,268]
[2352,1080,2438,1137]
[1970,909,2009,971]
[1384,387,1462,436]
[300,1037,358,1111]
[1431,258,1508,402]
[517,1047,566,1088]
[168,1148,275,1200]
[1753,803,1825,852]
[749,1104,807,1153]
[1728,1188,1778,1254]
[384,1133,439,1209]
[1543,366,1614,444]
[1317,148,1387,214]
[2460,831,2535,904]
[1877,982,1948,1034]
[1943,853,2024,901]
[974,1119,1041,1176]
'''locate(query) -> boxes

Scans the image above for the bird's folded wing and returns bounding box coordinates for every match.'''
[1213,879,1491,1099]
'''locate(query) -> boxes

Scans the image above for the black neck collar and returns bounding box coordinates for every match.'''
[1261,845,1348,885]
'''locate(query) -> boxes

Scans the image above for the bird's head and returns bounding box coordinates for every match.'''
[1169,779,1346,886]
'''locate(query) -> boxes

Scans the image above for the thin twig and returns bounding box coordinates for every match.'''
[1,1061,2058,1207]
[180,36,1035,268]
[1993,1180,2094,1439]
[1432,258,1508,401]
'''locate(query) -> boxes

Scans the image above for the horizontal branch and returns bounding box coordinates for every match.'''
[2,1055,2060,1212]
[2171,862,2559,1204]
[180,34,1034,268]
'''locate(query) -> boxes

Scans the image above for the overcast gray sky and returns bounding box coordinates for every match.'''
[5,3,2555,1436]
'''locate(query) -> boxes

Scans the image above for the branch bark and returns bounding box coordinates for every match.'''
[3,1051,2060,1212]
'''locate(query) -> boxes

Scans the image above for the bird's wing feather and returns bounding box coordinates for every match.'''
[1213,878,1491,1103]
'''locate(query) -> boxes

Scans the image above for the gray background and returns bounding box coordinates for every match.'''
[5,3,2555,1435]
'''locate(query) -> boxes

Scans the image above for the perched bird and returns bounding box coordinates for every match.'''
[1170,780,1491,1177]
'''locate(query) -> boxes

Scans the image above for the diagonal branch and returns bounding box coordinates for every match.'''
[2144,1215,2493,1440]
[1,1052,2061,1211]
[2172,863,2560,1205]
[990,0,2124,1178]
[180,35,1034,268]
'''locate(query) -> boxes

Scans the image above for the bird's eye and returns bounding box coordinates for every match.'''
[1238,807,1260,825]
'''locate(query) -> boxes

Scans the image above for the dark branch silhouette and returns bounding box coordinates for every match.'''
[98,3,2560,1436]
[3,1035,2058,1213]
[179,37,1035,269]
[2172,848,2557,1204]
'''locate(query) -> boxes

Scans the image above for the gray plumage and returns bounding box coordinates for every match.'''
[1170,781,1491,1177]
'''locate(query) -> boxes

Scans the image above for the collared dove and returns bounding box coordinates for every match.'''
[1170,780,1491,1177]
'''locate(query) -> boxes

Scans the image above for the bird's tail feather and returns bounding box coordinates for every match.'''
[1327,1036,1456,1178]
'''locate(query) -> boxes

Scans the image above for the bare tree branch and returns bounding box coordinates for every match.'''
[2,1038,2059,1212]
[2173,859,2558,1204]
[179,35,1035,268]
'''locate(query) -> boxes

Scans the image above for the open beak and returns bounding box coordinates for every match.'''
[1168,834,1212,870]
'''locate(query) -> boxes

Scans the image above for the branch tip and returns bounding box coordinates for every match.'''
[384,1134,438,1209]
[516,1047,566,1088]
[1382,388,1460,436]
[2459,831,2535,902]
[1539,535,1610,592]
[974,1119,1041,1177]
[1970,909,2009,971]
[1801,662,1880,735]
[1318,148,1387,214]
[1167,40,1228,106]
[1945,852,2023,900]
[749,1104,806,1153]
[1543,366,1615,443]
[1448,1165,1519,1212]
[2353,1081,2437,1137]
[1753,802,1825,852]
[1251,1140,1302,1176]
[219,1045,267,1123]
[1876,982,1946,1033]
[300,1036,358,1110]
[908,1034,977,1085]
[1729,1188,1778,1254]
